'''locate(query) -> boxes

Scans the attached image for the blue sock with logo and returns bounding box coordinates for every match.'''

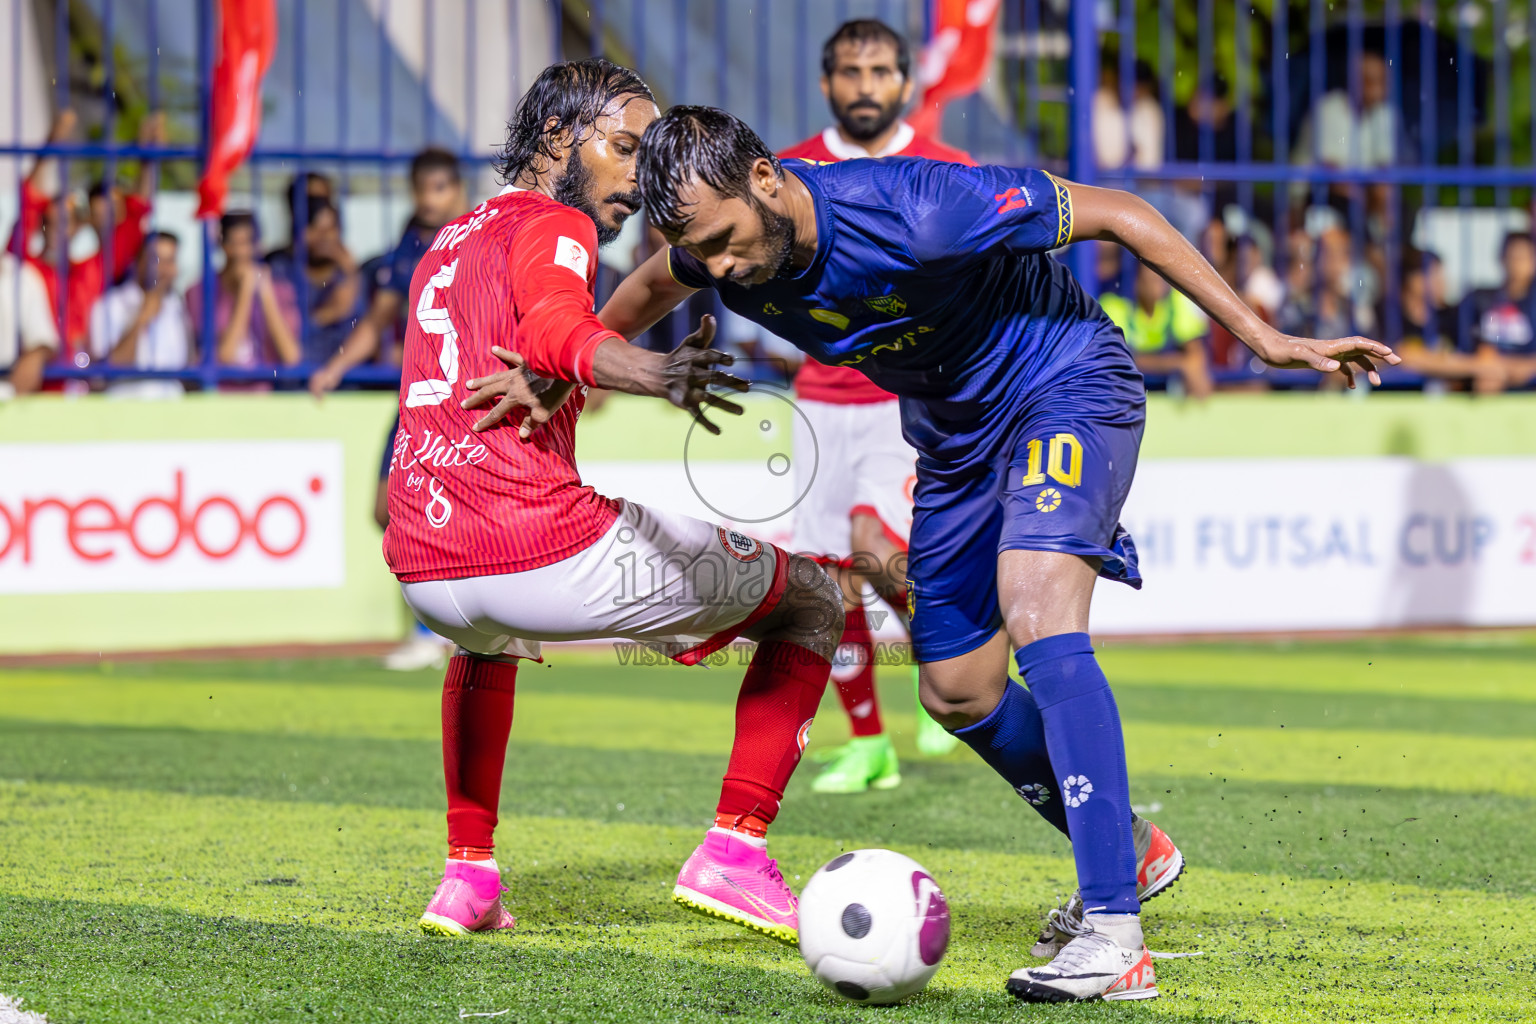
[1016,632,1138,916]
[953,679,1070,837]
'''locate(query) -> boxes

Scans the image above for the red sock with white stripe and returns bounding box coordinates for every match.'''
[833,607,884,737]
[441,654,517,866]
[714,641,831,837]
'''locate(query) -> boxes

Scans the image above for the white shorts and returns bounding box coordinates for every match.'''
[401,500,787,665]
[791,398,917,558]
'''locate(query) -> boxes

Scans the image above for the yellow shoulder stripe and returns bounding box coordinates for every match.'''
[665,248,689,287]
[1042,171,1073,249]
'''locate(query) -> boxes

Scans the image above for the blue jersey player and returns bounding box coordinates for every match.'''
[462,104,1397,1001]
[589,106,1398,1004]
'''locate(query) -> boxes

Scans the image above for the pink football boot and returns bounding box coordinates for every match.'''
[419,860,516,937]
[672,829,798,945]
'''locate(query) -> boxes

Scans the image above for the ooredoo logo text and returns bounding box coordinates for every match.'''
[0,469,315,564]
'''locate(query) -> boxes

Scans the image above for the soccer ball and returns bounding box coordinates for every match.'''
[797,848,950,1004]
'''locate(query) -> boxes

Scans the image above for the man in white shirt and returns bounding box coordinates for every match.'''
[89,231,193,399]
[1093,62,1164,173]
[0,252,60,398]
[1291,52,1397,232]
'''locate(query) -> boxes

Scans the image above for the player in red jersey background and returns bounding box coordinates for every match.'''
[386,59,841,945]
[775,21,974,795]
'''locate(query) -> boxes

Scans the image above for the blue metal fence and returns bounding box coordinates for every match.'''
[3,0,1532,391]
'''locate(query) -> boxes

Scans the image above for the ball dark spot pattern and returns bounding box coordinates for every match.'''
[835,980,870,1001]
[825,853,856,871]
[841,902,872,939]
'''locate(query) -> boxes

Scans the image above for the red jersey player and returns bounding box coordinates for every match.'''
[385,59,840,945]
[777,21,974,794]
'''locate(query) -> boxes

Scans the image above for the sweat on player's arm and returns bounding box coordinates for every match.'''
[1060,179,1401,388]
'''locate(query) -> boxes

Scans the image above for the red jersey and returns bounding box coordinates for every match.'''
[384,188,626,582]
[11,183,151,348]
[777,124,975,405]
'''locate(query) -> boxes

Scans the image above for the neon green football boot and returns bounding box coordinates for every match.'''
[913,665,959,755]
[809,735,902,794]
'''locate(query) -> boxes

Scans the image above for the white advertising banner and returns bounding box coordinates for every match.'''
[0,440,345,595]
[584,457,1536,634]
[1094,457,1536,633]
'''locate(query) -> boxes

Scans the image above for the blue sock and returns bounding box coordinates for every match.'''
[1016,632,1138,916]
[954,680,1070,837]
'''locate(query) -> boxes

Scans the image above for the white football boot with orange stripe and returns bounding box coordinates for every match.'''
[1007,913,1157,1003]
[1031,815,1184,958]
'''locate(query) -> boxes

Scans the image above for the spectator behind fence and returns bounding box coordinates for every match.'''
[8,109,163,353]
[266,199,362,365]
[1291,52,1396,232]
[1200,219,1286,377]
[265,172,336,264]
[187,211,302,389]
[309,148,467,396]
[1279,227,1376,344]
[1093,57,1163,174]
[1235,234,1285,322]
[88,231,191,400]
[1168,74,1238,241]
[1455,231,1536,389]
[0,252,60,398]
[1388,250,1506,393]
[1278,232,1347,344]
[1100,260,1213,398]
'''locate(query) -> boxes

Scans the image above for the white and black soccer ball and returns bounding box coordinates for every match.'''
[797,848,950,1005]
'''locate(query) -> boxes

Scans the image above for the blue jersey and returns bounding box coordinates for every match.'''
[667,158,1126,470]
[381,219,435,297]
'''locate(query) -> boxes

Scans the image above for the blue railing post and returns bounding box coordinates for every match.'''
[198,0,219,394]
[1066,0,1098,295]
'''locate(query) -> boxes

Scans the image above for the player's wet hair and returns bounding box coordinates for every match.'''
[821,19,910,80]
[495,58,654,185]
[410,147,461,185]
[636,105,782,236]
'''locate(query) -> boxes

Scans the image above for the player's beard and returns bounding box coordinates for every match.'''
[551,147,640,247]
[746,196,798,287]
[834,95,903,143]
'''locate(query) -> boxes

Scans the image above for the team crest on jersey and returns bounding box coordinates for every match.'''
[717,527,763,562]
[809,308,850,330]
[864,293,907,316]
[762,302,783,315]
[553,235,590,279]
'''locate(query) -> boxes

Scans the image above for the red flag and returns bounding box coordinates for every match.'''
[908,0,1000,140]
[196,0,278,218]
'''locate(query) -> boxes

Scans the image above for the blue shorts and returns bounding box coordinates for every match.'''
[906,343,1145,663]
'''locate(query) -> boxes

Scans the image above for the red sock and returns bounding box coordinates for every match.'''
[714,641,830,837]
[834,608,884,738]
[441,654,518,854]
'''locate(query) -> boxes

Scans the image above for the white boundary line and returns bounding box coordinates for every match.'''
[0,993,49,1024]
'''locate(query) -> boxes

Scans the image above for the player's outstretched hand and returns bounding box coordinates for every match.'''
[1250,330,1402,389]
[662,315,750,436]
[462,347,576,437]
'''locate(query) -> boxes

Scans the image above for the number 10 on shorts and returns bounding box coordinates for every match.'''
[1019,433,1083,489]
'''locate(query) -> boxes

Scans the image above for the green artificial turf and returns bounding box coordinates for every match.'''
[1,638,1533,1022]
